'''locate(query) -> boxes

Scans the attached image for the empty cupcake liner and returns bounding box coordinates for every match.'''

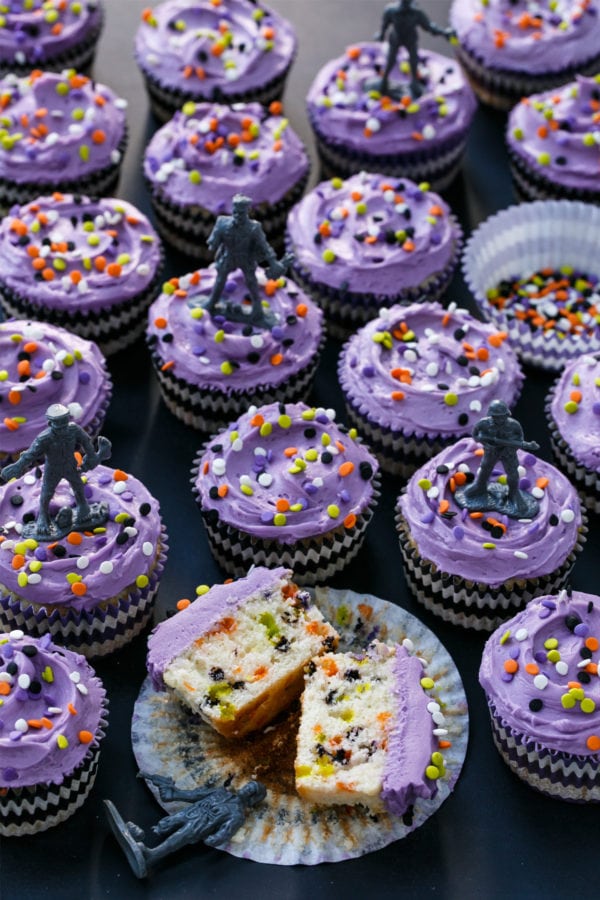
[463,200,600,371]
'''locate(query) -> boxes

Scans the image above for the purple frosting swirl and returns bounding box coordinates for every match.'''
[550,352,600,472]
[0,631,105,789]
[0,0,103,67]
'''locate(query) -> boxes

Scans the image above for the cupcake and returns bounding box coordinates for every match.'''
[546,353,600,514]
[396,411,587,630]
[507,75,600,204]
[463,200,600,371]
[143,100,310,257]
[286,172,462,338]
[338,301,523,478]
[306,43,476,190]
[0,319,112,465]
[0,630,107,836]
[0,194,163,355]
[192,401,380,586]
[0,69,127,212]
[134,0,297,123]
[147,266,323,433]
[0,407,168,657]
[0,1,104,77]
[450,0,600,110]
[480,590,600,801]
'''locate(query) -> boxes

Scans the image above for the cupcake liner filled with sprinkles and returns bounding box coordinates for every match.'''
[132,587,468,865]
[463,200,600,371]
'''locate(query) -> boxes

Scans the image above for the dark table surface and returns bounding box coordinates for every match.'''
[2,2,598,898]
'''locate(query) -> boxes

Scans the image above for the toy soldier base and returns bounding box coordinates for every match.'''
[454,478,539,520]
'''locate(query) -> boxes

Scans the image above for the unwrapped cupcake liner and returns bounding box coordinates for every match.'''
[0,261,163,357]
[454,43,600,110]
[150,342,322,434]
[395,508,587,632]
[487,703,600,802]
[310,118,468,193]
[463,200,600,371]
[141,66,293,124]
[0,130,128,215]
[0,701,107,836]
[0,527,168,657]
[545,393,600,515]
[287,217,462,340]
[508,148,600,206]
[148,169,309,259]
[192,458,380,586]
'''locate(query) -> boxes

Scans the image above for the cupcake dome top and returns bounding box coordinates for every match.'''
[480,590,600,755]
[0,630,106,789]
[144,100,309,210]
[0,1,103,70]
[339,301,523,439]
[450,0,600,75]
[134,0,296,96]
[307,44,476,156]
[397,437,583,587]
[286,171,460,297]
[0,70,126,186]
[193,401,379,544]
[549,352,600,474]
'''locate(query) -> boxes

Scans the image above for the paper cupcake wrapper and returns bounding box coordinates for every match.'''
[545,392,600,515]
[486,703,600,802]
[396,508,587,631]
[131,587,468,865]
[286,218,462,340]
[140,65,294,124]
[463,200,600,371]
[0,260,163,357]
[310,119,469,193]
[0,526,168,657]
[149,340,323,434]
[191,454,380,586]
[508,148,600,206]
[148,168,309,259]
[454,44,600,110]
[0,702,107,836]
[0,130,128,216]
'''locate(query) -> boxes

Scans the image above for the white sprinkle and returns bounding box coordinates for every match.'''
[426,486,439,499]
[76,683,89,695]
[70,671,81,684]
[432,728,448,736]
[125,527,138,538]
[254,447,267,457]
[422,124,435,140]
[15,718,28,733]
[0,672,12,683]
[77,556,90,570]
[533,674,548,690]
[68,402,83,420]
[250,335,264,349]
[425,362,438,377]
[100,561,113,575]
[142,541,153,557]
[258,473,273,487]
[212,458,226,476]
[113,481,127,494]
[231,439,243,452]
[47,707,62,715]
[17,674,30,690]
[239,474,252,486]
[514,550,528,559]
[9,630,24,640]
[555,661,569,676]
[469,399,482,412]
[27,573,41,584]
[561,509,575,523]
[313,477,323,488]
[531,487,544,499]
[432,711,446,725]
[23,474,36,485]
[515,628,529,641]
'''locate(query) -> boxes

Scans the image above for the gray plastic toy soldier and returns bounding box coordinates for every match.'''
[454,400,540,519]
[204,194,293,328]
[0,403,111,540]
[375,0,455,98]
[104,775,267,878]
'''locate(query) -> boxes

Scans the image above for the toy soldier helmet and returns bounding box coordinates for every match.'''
[46,403,71,425]
[232,194,252,212]
[488,399,510,418]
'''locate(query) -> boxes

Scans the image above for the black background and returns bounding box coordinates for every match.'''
[2,2,599,898]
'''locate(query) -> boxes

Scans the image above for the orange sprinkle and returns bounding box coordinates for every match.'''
[402,239,415,252]
[71,582,87,597]
[5,416,21,431]
[586,735,600,752]
[154,316,167,329]
[438,499,450,514]
[217,484,229,498]
[570,390,582,404]
[339,461,354,477]
[66,532,83,546]
[70,270,83,285]
[106,263,122,278]
[296,303,308,317]
[0,683,10,696]
[8,390,21,406]
[270,353,283,366]
[347,45,361,59]
[454,471,467,486]
[91,129,106,144]
[11,554,25,570]
[391,390,405,401]
[176,598,191,611]
[42,268,55,281]
[68,703,78,715]
[113,469,128,482]
[183,681,196,692]
[276,498,290,513]
[321,658,338,677]
[250,413,264,427]
[94,256,106,272]
[357,603,373,620]
[535,476,549,490]
[269,100,283,115]
[504,659,518,674]
[343,513,357,529]
[78,731,93,744]
[253,665,269,680]
[438,739,452,749]
[283,446,298,458]
[264,279,278,297]
[525,663,539,675]
[585,637,599,652]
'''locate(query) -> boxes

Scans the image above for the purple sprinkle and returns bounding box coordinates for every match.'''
[78,372,91,385]
[3,644,13,659]
[362,365,375,377]
[430,233,441,246]
[593,402,600,415]
[538,608,551,619]
[304,482,317,495]
[453,526,464,540]
[222,321,234,334]
[9,732,22,742]
[315,412,329,424]
[541,598,557,609]
[527,522,540,536]
[40,634,52,649]
[509,646,520,660]
[534,652,547,665]
[15,688,29,702]
[523,453,537,467]
[193,321,206,335]
[271,326,285,341]
[260,511,272,524]
[98,472,111,485]
[519,477,531,490]
[2,767,18,781]
[501,672,513,683]
[84,485,93,499]
[192,346,206,356]
[121,491,133,501]
[339,489,350,503]
[574,623,590,637]
[421,510,435,524]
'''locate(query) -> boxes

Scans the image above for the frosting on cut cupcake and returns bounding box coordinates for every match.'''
[286,172,460,298]
[397,437,582,587]
[550,352,600,473]
[135,0,296,96]
[144,100,309,210]
[0,0,103,68]
[480,590,600,755]
[0,630,105,788]
[307,44,476,156]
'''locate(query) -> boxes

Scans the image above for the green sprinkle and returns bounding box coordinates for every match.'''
[273,513,286,526]
[189,169,202,184]
[327,504,340,518]
[136,574,149,589]
[420,677,435,690]
[57,735,69,750]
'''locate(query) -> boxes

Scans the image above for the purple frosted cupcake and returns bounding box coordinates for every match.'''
[0,70,127,212]
[143,100,310,257]
[463,200,600,371]
[0,194,162,355]
[192,401,380,585]
[0,320,112,465]
[450,0,600,110]
[0,630,107,836]
[307,44,476,190]
[480,590,600,801]
[396,436,587,630]
[0,465,168,657]
[134,0,297,122]
[0,1,104,77]
[339,301,523,478]
[147,267,323,433]
[507,76,600,204]
[546,353,600,513]
[286,172,462,338]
